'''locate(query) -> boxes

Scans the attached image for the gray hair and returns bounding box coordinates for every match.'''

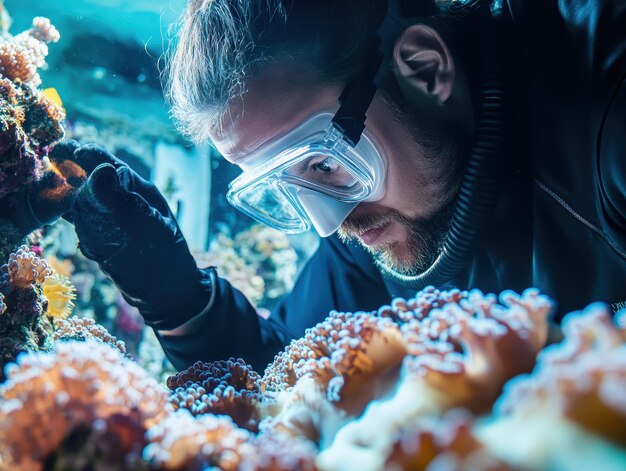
[162,0,387,143]
[163,0,286,142]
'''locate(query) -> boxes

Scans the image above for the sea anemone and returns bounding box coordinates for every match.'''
[0,340,170,470]
[42,270,76,320]
[53,316,126,354]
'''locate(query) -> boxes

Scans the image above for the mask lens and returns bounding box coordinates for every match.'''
[229,179,309,233]
[282,151,368,199]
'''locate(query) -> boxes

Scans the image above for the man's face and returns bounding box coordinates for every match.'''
[210,66,461,275]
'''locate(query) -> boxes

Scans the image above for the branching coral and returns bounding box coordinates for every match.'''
[0,17,59,86]
[144,409,253,471]
[479,304,626,471]
[167,358,263,431]
[53,316,126,354]
[0,340,171,470]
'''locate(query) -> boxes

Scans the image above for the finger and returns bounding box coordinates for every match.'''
[116,166,172,216]
[48,139,80,164]
[73,143,128,174]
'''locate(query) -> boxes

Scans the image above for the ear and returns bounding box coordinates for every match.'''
[392,24,455,105]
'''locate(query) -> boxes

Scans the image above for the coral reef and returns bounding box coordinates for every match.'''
[0,9,70,267]
[199,224,299,308]
[53,316,126,354]
[0,340,170,470]
[195,237,265,306]
[167,358,263,431]
[0,286,625,470]
[2,244,52,288]
[0,245,53,382]
[234,225,298,303]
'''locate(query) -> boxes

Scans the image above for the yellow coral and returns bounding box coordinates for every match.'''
[42,271,76,320]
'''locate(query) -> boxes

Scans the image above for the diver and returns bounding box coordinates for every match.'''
[28,0,626,371]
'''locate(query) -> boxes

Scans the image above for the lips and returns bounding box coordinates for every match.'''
[359,221,391,246]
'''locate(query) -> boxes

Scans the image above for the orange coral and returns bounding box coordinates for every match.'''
[239,433,319,471]
[384,410,516,471]
[495,303,626,446]
[0,17,59,86]
[0,340,170,470]
[144,409,253,471]
[53,317,126,354]
[1,244,52,289]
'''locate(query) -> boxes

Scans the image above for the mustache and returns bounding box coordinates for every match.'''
[340,211,396,235]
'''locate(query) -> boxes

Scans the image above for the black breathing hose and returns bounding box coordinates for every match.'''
[376,0,509,289]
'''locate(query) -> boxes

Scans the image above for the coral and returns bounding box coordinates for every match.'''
[53,316,126,354]
[167,358,263,431]
[382,410,516,471]
[1,244,51,289]
[378,285,468,324]
[42,271,76,320]
[316,288,553,467]
[476,305,626,471]
[0,245,53,382]
[260,311,409,446]
[239,433,319,471]
[196,239,265,306]
[0,291,5,315]
[199,224,299,308]
[0,17,59,86]
[143,409,253,471]
[0,340,170,470]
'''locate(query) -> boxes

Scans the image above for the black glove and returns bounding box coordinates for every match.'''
[5,140,87,234]
[58,140,214,330]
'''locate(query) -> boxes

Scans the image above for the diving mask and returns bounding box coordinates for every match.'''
[226,113,386,237]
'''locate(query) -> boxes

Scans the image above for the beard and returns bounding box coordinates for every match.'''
[338,202,456,276]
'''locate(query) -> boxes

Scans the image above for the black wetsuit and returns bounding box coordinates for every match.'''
[157,0,626,372]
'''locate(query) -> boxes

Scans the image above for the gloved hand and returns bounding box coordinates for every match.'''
[53,140,214,330]
[5,140,87,234]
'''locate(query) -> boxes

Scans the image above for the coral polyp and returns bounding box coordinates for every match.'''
[2,244,52,289]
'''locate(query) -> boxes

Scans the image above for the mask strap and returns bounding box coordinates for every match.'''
[330,0,438,147]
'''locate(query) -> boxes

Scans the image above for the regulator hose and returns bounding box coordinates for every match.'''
[376,0,510,289]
